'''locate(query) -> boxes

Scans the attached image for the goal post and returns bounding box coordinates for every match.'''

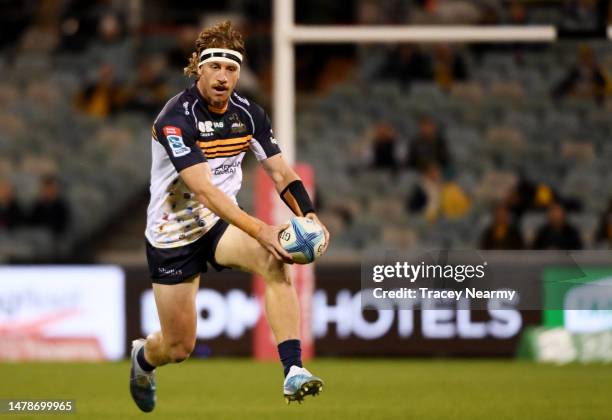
[254,0,611,360]
[273,0,611,164]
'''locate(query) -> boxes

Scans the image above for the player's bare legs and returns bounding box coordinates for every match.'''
[215,224,299,342]
[215,224,323,403]
[145,275,200,365]
[129,275,200,412]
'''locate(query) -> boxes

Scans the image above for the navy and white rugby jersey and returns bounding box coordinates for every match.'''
[145,85,281,248]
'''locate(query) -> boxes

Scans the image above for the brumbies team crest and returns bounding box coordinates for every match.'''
[229,113,247,134]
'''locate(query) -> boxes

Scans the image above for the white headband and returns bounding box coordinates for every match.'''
[198,48,243,69]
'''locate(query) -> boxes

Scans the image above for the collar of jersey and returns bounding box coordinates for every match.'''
[189,84,229,115]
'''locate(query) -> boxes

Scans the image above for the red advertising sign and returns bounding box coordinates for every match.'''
[0,266,125,361]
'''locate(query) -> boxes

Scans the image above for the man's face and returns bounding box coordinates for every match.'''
[197,61,240,107]
[42,182,59,201]
[99,64,115,85]
[494,206,509,225]
[548,204,565,228]
[419,118,436,139]
[0,181,12,204]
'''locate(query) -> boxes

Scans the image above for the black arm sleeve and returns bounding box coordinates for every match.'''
[280,180,315,216]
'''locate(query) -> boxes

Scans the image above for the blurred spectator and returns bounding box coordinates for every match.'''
[96,13,126,49]
[471,0,540,60]
[506,174,582,221]
[377,45,432,87]
[18,23,59,56]
[506,0,528,24]
[87,13,133,80]
[562,0,599,30]
[408,163,442,221]
[370,122,402,170]
[410,0,483,24]
[595,198,612,247]
[76,63,124,118]
[553,45,608,105]
[441,175,471,219]
[0,179,25,230]
[0,2,35,50]
[357,0,410,24]
[480,204,524,250]
[351,122,404,172]
[432,44,468,91]
[123,56,170,116]
[407,116,451,173]
[29,175,70,236]
[60,2,130,51]
[408,163,470,222]
[506,177,536,219]
[533,203,583,250]
[168,26,199,71]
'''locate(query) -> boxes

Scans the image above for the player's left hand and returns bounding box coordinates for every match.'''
[305,212,330,254]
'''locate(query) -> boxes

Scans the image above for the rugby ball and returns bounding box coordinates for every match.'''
[279,217,326,264]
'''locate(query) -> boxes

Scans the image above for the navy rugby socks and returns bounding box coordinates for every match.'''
[278,339,302,377]
[137,346,156,372]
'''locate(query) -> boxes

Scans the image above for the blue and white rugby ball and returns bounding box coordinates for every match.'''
[279,217,326,264]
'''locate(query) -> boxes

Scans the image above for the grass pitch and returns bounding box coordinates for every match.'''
[1,359,610,419]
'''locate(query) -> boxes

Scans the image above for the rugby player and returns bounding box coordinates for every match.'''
[128,21,329,412]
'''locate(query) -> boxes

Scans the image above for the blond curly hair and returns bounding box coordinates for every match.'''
[184,21,245,79]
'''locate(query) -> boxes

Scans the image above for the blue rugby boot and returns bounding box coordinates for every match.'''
[129,339,156,412]
[283,366,324,404]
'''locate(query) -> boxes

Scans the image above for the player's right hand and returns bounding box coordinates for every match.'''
[255,223,294,264]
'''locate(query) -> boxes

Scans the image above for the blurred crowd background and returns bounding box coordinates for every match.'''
[1,0,612,263]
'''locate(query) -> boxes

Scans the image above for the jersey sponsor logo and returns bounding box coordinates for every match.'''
[212,161,241,176]
[183,101,190,115]
[198,120,224,136]
[198,121,214,136]
[163,126,191,157]
[163,126,181,136]
[233,93,250,106]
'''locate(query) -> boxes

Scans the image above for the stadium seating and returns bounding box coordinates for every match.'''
[2,31,611,261]
[297,42,612,255]
[0,52,152,261]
